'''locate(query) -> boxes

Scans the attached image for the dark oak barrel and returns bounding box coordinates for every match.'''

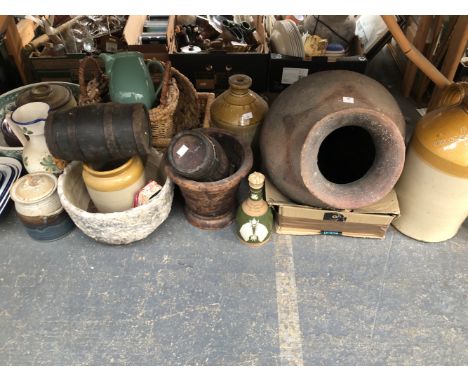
[45,102,151,162]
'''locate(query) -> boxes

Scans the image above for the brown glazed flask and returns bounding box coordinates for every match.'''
[210,74,268,146]
[167,129,230,182]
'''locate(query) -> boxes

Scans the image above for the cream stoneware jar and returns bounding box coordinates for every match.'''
[82,156,146,213]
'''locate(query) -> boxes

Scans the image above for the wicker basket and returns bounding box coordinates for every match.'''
[57,148,174,245]
[149,62,213,150]
[171,66,200,133]
[197,92,215,128]
[78,56,108,105]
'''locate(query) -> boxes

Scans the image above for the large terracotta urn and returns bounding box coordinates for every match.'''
[260,70,406,209]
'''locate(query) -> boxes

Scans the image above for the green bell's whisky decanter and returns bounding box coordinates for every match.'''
[236,172,273,246]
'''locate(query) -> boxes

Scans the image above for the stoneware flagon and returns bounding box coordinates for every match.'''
[10,172,74,241]
[392,83,468,242]
[100,51,164,109]
[210,74,268,146]
[82,156,146,213]
[7,102,66,174]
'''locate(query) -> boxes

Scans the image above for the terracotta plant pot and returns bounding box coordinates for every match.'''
[165,128,253,230]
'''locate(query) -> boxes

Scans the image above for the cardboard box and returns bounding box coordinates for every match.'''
[167,15,269,93]
[265,179,400,239]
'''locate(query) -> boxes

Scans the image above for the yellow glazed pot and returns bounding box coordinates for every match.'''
[393,84,468,242]
[82,156,146,213]
[210,74,268,146]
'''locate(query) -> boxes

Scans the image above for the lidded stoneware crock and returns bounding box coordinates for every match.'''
[10,172,74,241]
[16,83,77,113]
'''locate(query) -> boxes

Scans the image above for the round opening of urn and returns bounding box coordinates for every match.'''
[317,125,376,184]
[300,108,406,209]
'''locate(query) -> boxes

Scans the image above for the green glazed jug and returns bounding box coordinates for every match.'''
[100,51,164,109]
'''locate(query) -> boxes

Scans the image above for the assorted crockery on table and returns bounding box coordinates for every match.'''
[267,15,358,58]
[173,15,264,53]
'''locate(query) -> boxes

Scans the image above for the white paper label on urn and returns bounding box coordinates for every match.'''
[281,68,309,84]
[176,144,189,157]
[242,112,253,121]
[342,97,354,103]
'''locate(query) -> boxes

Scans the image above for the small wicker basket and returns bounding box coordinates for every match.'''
[78,56,109,105]
[149,62,214,150]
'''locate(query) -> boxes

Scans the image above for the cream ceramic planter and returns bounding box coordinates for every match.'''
[82,156,146,213]
[57,149,174,245]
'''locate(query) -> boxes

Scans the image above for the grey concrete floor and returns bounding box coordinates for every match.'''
[0,48,467,365]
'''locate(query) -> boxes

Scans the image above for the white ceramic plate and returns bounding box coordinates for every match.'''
[270,24,288,55]
[280,21,295,56]
[281,21,297,56]
[0,165,12,197]
[284,20,304,58]
[280,21,296,56]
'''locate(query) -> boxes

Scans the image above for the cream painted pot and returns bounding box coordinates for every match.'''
[82,156,146,213]
[392,85,468,242]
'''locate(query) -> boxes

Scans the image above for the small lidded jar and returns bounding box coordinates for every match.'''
[10,172,74,241]
[16,83,77,113]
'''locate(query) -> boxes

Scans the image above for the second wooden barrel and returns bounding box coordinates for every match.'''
[167,130,230,182]
[45,102,151,162]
